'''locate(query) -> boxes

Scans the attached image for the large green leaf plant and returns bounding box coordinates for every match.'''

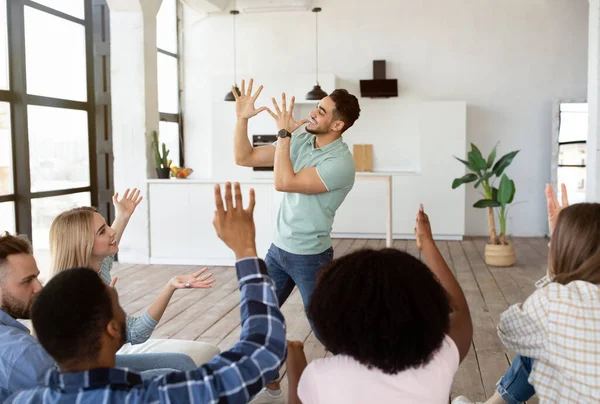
[452,144,519,245]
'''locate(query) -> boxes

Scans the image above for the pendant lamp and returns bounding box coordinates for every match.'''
[306,7,327,100]
[224,9,241,101]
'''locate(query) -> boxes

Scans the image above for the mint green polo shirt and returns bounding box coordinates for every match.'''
[273,131,356,255]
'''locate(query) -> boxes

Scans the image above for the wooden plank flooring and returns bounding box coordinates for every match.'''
[114,237,547,403]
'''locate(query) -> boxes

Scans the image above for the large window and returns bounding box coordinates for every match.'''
[0,0,112,279]
[557,103,587,204]
[157,0,182,167]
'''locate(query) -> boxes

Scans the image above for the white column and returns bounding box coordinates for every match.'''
[141,0,162,173]
[588,0,600,202]
[105,0,162,263]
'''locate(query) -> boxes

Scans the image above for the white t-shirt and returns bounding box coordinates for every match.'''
[298,335,459,404]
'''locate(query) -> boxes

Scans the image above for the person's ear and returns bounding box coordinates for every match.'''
[332,120,345,133]
[106,319,122,341]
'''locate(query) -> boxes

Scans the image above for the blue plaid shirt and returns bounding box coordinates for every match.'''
[6,258,286,404]
[0,310,56,402]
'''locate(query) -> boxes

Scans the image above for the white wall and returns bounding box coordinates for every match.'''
[108,0,162,263]
[589,0,600,202]
[182,0,588,237]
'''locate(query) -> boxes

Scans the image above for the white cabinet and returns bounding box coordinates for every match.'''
[332,176,390,236]
[148,172,464,266]
[331,174,465,239]
[149,180,277,265]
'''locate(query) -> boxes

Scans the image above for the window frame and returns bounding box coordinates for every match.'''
[551,101,588,203]
[557,140,586,168]
[0,0,113,242]
[157,0,184,167]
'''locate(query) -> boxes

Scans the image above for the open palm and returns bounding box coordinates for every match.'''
[170,267,215,290]
[234,78,268,119]
[267,93,309,133]
[113,188,143,218]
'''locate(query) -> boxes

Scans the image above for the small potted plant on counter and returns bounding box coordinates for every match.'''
[452,144,519,267]
[152,131,170,179]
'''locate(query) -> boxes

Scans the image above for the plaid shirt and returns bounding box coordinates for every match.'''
[498,276,600,403]
[6,258,286,404]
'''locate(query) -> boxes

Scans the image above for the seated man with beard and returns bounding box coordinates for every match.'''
[0,233,53,401]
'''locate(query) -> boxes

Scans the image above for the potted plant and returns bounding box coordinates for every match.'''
[151,131,171,179]
[452,144,519,267]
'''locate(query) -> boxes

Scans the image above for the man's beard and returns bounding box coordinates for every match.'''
[0,289,31,319]
[306,125,328,135]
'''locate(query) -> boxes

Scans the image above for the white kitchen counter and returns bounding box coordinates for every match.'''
[147,178,277,184]
[150,174,396,249]
[147,167,463,265]
[147,170,419,184]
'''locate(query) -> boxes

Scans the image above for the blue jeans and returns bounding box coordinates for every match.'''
[116,352,197,381]
[265,244,334,382]
[265,244,334,312]
[497,355,536,404]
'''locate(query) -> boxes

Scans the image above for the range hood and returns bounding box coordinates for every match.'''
[359,60,398,98]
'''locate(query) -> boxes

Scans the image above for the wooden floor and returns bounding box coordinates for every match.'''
[114,237,547,403]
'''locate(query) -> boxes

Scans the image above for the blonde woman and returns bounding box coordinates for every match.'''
[49,188,220,368]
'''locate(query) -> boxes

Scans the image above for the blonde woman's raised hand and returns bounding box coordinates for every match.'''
[113,188,143,218]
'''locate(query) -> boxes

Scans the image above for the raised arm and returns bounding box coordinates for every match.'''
[286,341,308,404]
[111,188,143,246]
[267,93,327,194]
[233,79,276,167]
[205,183,286,400]
[415,204,473,362]
[99,247,215,345]
[144,268,214,322]
[123,267,215,344]
[546,183,569,237]
[145,183,286,402]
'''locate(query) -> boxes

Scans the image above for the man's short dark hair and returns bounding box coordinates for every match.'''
[329,89,360,133]
[0,232,33,283]
[0,232,33,268]
[308,248,451,375]
[31,268,113,363]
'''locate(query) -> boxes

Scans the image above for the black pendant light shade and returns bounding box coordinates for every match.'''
[306,84,327,100]
[225,9,240,101]
[224,85,241,101]
[306,7,326,100]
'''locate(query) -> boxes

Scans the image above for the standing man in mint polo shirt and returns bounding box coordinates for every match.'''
[233,78,360,403]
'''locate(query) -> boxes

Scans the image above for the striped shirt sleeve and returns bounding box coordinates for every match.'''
[125,312,158,345]
[100,255,158,344]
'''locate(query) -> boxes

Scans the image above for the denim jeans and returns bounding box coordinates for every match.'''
[116,352,197,381]
[265,244,334,382]
[265,244,334,312]
[497,355,536,404]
